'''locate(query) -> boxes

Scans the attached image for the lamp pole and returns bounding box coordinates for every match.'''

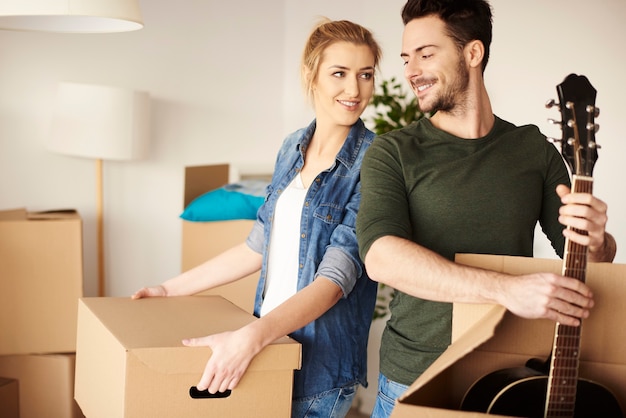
[96,158,105,297]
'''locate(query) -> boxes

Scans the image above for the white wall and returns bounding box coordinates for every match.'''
[0,0,624,412]
[0,1,287,298]
[487,0,626,260]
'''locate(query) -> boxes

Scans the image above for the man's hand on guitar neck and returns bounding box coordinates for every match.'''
[497,271,593,327]
[556,184,616,262]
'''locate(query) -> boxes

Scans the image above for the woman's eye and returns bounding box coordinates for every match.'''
[360,73,373,80]
[332,71,345,78]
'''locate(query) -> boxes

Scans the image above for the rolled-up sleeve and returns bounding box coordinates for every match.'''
[316,246,360,297]
[245,220,264,254]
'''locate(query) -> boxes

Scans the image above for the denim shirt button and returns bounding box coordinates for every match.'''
[301,233,306,239]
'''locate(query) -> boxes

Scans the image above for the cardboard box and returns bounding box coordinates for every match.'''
[75,295,301,418]
[0,354,84,418]
[182,219,258,313]
[0,208,83,355]
[391,254,626,417]
[181,164,261,314]
[0,377,19,418]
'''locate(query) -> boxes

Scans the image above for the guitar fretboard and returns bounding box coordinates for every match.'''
[546,174,593,418]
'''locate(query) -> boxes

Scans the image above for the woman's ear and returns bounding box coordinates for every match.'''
[465,40,485,69]
[303,66,313,88]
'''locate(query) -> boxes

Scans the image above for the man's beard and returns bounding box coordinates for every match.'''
[423,57,470,115]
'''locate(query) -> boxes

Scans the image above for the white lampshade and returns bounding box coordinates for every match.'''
[0,0,143,33]
[48,82,150,161]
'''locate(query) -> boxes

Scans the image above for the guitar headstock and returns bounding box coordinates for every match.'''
[546,73,599,177]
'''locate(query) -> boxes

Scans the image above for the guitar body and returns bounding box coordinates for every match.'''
[461,367,623,417]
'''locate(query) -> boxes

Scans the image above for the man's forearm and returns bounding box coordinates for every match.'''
[363,235,506,304]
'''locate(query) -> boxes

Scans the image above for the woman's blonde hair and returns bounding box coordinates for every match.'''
[301,18,382,102]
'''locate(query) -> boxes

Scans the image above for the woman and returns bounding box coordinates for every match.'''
[133,18,382,417]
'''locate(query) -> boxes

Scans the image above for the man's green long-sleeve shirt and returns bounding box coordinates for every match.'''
[356,116,569,385]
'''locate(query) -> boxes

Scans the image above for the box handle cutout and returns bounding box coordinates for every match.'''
[189,386,232,399]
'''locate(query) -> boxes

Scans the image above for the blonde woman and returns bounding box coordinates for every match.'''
[134,18,382,417]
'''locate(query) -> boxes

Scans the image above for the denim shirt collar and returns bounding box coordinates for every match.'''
[295,118,369,171]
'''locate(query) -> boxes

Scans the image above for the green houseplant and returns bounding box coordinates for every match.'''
[369,76,423,135]
[367,76,424,320]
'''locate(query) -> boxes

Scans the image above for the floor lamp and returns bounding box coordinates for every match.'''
[48,82,150,296]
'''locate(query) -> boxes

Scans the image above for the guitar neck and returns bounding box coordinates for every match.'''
[545,174,593,418]
[562,175,593,281]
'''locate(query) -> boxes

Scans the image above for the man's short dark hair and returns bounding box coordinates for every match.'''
[401,0,493,72]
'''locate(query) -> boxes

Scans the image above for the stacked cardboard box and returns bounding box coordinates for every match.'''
[0,208,85,418]
[0,377,19,418]
[181,164,260,314]
[0,355,84,418]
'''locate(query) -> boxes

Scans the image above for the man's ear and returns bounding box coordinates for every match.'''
[465,40,485,69]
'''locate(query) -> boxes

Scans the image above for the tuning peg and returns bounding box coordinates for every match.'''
[586,105,600,118]
[587,123,600,133]
[547,118,562,126]
[546,137,561,144]
[587,140,601,150]
[545,99,559,109]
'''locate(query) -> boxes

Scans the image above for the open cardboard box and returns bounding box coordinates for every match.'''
[391,254,626,417]
[0,208,83,355]
[181,164,268,313]
[75,295,301,418]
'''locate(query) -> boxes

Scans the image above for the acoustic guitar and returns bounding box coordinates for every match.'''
[460,74,623,417]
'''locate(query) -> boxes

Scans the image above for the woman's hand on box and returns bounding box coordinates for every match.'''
[131,285,167,299]
[182,325,264,394]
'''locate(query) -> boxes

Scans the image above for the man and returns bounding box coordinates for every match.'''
[355,1,617,417]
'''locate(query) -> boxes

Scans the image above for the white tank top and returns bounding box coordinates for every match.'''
[260,173,309,317]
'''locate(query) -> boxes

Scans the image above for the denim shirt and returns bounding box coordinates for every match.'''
[245,118,378,399]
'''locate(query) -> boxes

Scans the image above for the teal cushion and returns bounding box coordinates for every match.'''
[180,180,267,222]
